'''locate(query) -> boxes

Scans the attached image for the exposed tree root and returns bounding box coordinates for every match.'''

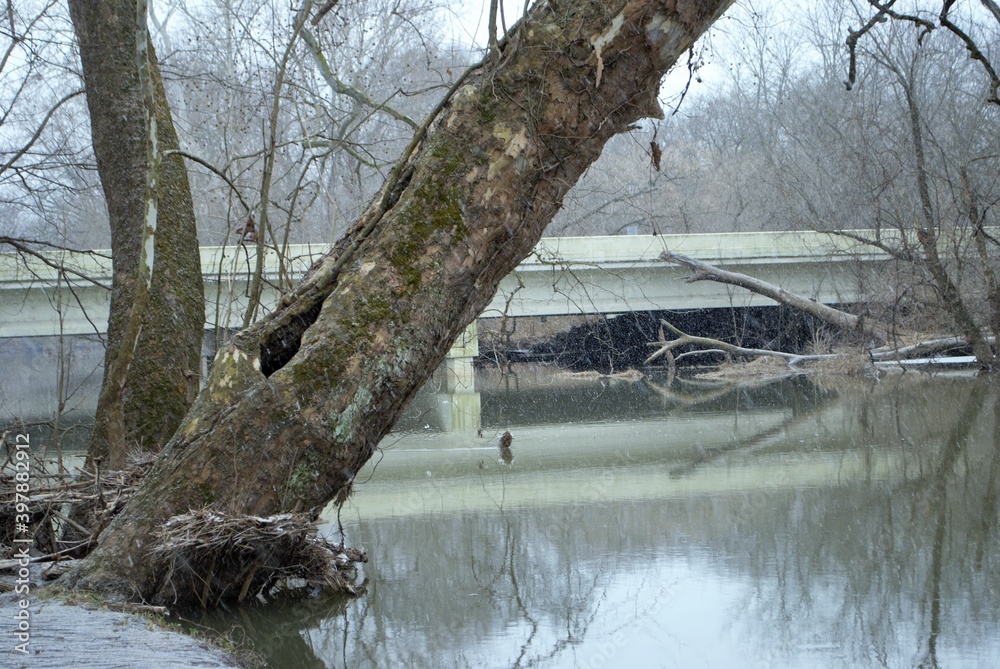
[2,453,365,609]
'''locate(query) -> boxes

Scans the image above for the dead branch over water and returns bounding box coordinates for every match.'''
[657,251,996,369]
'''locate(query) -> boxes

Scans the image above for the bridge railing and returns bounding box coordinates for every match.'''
[0,230,889,286]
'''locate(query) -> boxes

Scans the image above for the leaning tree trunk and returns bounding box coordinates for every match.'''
[62,0,735,605]
[69,0,205,469]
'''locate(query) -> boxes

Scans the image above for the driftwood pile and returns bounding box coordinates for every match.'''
[0,452,154,569]
[150,510,366,608]
[2,447,366,608]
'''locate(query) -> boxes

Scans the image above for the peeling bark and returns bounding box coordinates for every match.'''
[61,0,736,605]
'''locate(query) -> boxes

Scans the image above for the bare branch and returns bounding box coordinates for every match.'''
[939,0,1000,105]
[300,27,417,129]
[163,149,253,214]
[0,91,85,178]
[825,229,917,261]
[311,0,339,26]
[645,320,838,366]
[980,0,1000,23]
[846,2,898,91]
[849,0,1000,105]
[0,236,110,289]
[488,0,500,60]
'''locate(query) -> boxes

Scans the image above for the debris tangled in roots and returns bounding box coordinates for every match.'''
[2,447,366,609]
[1,452,157,563]
[151,509,367,608]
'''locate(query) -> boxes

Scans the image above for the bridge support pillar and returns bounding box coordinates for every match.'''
[443,321,478,392]
[436,321,480,433]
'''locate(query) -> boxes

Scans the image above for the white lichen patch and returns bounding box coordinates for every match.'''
[209,345,264,394]
[332,386,375,441]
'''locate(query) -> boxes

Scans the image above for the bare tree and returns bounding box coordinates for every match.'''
[631,0,998,365]
[843,4,997,365]
[847,0,1000,106]
[58,0,737,606]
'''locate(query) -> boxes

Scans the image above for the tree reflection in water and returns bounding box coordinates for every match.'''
[186,373,1000,668]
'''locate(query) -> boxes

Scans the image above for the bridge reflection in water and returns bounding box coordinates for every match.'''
[183,370,1000,669]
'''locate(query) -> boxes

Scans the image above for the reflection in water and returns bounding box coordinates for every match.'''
[190,371,1000,669]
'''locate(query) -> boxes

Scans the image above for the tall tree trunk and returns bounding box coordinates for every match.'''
[62,0,735,605]
[68,0,205,468]
[900,76,995,367]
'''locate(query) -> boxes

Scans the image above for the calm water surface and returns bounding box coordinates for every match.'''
[191,368,1000,668]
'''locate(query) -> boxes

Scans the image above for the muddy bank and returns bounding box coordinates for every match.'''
[0,592,240,669]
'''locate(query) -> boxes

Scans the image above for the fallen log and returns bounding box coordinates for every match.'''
[646,321,993,371]
[658,250,893,344]
[869,335,995,361]
[645,320,847,367]
[658,250,996,365]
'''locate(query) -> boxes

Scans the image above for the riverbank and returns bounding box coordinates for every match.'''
[1,590,243,668]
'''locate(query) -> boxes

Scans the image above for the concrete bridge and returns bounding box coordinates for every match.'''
[0,230,887,429]
[0,230,881,338]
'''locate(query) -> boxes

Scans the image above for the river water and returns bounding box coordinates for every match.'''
[184,367,1000,669]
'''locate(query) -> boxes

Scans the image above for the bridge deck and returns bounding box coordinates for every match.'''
[1,230,892,340]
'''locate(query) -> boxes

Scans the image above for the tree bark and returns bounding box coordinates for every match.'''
[68,0,205,468]
[61,0,735,605]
